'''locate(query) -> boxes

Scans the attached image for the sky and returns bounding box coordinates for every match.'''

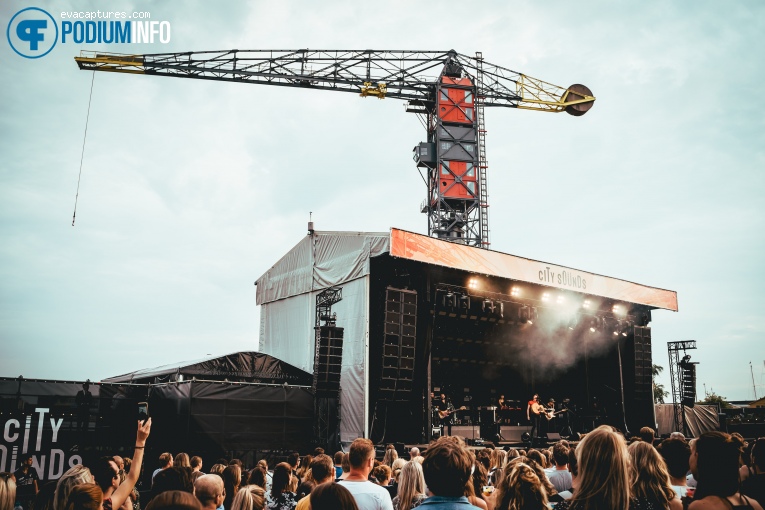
[1,0,763,402]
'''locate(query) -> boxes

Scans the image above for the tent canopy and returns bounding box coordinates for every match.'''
[103,351,312,386]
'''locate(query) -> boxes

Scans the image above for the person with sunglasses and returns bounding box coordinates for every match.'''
[92,419,152,510]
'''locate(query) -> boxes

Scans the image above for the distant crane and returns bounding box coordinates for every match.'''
[76,49,594,248]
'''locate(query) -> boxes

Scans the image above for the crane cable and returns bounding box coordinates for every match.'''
[72,71,95,226]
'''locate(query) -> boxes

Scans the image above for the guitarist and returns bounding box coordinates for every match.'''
[526,393,543,443]
[436,393,454,436]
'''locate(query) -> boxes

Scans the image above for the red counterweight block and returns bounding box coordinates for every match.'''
[438,161,477,200]
[438,77,474,124]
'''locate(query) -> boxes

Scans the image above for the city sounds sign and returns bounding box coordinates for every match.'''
[0,408,82,478]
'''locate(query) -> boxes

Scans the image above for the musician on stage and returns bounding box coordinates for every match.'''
[526,393,542,442]
[436,393,453,436]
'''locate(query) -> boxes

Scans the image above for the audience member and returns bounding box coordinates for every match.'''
[296,456,313,483]
[640,427,656,445]
[337,438,393,510]
[553,425,633,510]
[741,437,765,506]
[470,461,489,508]
[266,463,297,510]
[408,448,419,461]
[153,453,174,481]
[1,472,17,510]
[249,467,268,492]
[391,461,426,510]
[547,442,572,494]
[190,456,205,483]
[310,483,359,510]
[657,438,691,498]
[33,480,58,510]
[335,452,345,480]
[175,454,191,469]
[222,465,242,510]
[95,419,151,510]
[15,454,40,510]
[63,483,102,510]
[338,454,351,481]
[209,465,226,476]
[383,446,398,468]
[420,436,481,509]
[628,441,681,510]
[149,467,194,502]
[295,455,335,510]
[493,462,549,510]
[194,474,225,510]
[145,490,200,510]
[54,466,94,510]
[287,454,300,478]
[231,486,266,510]
[689,432,763,510]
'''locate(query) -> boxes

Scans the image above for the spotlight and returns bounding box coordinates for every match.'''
[583,299,591,309]
[567,317,577,330]
[510,287,520,297]
[542,292,550,302]
[620,321,633,337]
[557,295,565,304]
[588,316,602,333]
[468,278,479,289]
[613,319,622,336]
[612,304,627,317]
[529,307,538,325]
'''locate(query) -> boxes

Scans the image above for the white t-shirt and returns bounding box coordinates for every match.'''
[547,468,573,493]
[672,485,688,498]
[337,480,394,510]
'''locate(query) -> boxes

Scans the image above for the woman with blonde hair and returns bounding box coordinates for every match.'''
[493,462,549,510]
[628,441,681,510]
[1,472,17,510]
[553,425,634,510]
[383,445,399,468]
[391,461,426,510]
[174,453,191,469]
[231,485,266,510]
[54,466,94,510]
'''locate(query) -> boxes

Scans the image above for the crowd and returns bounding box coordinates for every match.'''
[1,420,763,510]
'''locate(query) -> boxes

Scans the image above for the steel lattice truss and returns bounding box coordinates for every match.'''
[75,49,590,112]
[76,49,594,247]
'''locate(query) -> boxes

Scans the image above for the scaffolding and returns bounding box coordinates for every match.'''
[667,340,697,436]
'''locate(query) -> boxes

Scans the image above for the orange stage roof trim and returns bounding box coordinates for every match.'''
[388,228,678,312]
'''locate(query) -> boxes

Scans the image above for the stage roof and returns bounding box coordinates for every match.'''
[389,228,678,311]
[103,351,312,385]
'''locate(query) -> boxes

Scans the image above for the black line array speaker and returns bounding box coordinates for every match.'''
[633,326,652,401]
[379,287,417,402]
[313,326,344,398]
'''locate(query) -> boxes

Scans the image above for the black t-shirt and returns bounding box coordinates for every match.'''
[14,467,39,497]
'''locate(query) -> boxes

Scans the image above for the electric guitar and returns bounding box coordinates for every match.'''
[438,406,466,419]
[543,409,568,421]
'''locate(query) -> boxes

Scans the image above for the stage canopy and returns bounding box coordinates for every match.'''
[103,351,312,386]
[389,228,678,311]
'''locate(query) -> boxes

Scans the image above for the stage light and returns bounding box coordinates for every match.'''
[613,319,622,336]
[588,316,601,333]
[460,295,471,310]
[583,299,591,309]
[482,299,494,313]
[542,292,550,302]
[510,286,520,297]
[612,303,627,317]
[468,278,479,289]
[557,295,565,304]
[567,317,577,330]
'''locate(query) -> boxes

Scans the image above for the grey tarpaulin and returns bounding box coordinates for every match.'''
[102,352,312,386]
[256,231,389,443]
[654,404,720,436]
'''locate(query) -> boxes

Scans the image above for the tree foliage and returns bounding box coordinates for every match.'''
[652,364,669,404]
[698,390,732,409]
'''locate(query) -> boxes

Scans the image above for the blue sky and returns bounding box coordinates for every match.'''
[1,0,763,401]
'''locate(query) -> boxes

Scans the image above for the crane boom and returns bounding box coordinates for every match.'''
[75,48,595,247]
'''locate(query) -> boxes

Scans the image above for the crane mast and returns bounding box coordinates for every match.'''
[76,49,594,247]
